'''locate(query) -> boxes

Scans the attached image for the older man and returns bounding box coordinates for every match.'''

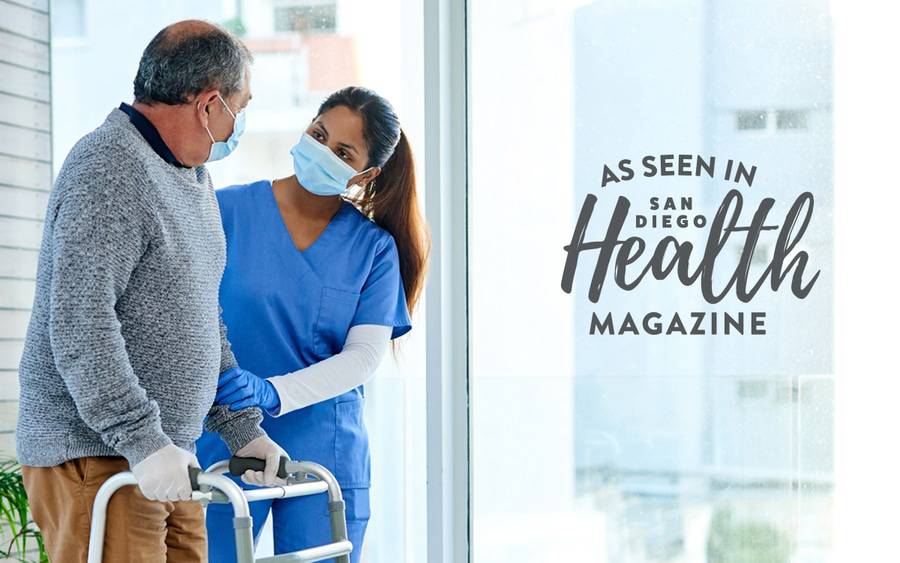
[16,20,285,562]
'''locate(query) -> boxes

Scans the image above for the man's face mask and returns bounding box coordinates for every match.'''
[204,94,245,162]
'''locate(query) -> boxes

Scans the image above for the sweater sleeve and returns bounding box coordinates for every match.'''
[218,306,237,374]
[267,324,392,415]
[47,180,172,468]
[202,311,266,453]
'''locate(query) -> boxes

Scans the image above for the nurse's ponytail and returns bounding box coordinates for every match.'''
[316,86,431,321]
[360,128,429,315]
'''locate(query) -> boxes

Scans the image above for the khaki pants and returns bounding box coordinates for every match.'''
[22,456,207,563]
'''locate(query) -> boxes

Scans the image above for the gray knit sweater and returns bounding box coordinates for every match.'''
[16,107,265,468]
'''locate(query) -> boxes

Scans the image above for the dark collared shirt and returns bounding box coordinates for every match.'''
[118,102,189,168]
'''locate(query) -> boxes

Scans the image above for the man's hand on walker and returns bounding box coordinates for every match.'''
[215,367,281,414]
[132,444,199,502]
[235,435,289,487]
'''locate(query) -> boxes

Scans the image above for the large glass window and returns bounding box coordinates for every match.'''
[50,1,426,560]
[469,0,833,561]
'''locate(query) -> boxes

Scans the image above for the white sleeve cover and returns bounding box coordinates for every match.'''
[266,324,392,416]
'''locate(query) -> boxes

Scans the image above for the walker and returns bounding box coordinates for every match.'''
[86,456,353,563]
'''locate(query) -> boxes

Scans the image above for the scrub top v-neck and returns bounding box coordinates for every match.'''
[267,179,345,255]
[196,179,412,490]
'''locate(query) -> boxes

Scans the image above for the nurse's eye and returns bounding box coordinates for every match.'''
[312,130,325,141]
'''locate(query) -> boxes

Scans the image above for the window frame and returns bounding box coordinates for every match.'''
[423,0,471,561]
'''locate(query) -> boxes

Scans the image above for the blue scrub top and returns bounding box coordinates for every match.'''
[196,179,412,489]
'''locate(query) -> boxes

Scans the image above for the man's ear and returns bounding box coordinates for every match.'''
[194,90,222,125]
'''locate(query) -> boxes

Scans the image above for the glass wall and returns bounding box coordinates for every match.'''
[469,0,833,561]
[49,1,427,560]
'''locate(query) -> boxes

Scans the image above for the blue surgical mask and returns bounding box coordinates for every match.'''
[290,132,358,196]
[205,95,245,162]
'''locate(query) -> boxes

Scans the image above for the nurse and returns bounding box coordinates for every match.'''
[196,85,430,562]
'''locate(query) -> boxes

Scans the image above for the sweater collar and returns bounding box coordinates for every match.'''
[118,102,189,169]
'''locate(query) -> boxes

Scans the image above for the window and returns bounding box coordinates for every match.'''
[737,110,768,130]
[50,1,426,561]
[469,1,833,561]
[736,109,810,132]
[776,109,808,130]
[737,380,769,400]
[273,1,336,34]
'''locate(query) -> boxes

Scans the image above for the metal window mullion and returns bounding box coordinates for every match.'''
[423,0,470,562]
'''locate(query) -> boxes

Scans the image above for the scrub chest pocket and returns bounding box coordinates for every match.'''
[314,286,361,357]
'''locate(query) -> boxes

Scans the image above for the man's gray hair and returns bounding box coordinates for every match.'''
[133,21,253,105]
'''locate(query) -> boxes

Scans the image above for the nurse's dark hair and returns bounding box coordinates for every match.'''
[133,20,252,105]
[316,86,430,320]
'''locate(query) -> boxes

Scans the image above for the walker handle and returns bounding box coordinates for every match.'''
[229,456,289,479]
[188,466,201,491]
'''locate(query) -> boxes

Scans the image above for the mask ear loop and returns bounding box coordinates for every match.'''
[217,93,238,121]
[199,95,236,145]
[198,100,217,144]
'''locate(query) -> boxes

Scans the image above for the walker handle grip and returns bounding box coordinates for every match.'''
[188,466,201,491]
[229,456,289,479]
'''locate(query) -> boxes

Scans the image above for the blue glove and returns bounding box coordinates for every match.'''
[215,367,281,415]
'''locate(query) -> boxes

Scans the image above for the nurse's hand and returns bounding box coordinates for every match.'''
[234,435,289,487]
[216,367,281,414]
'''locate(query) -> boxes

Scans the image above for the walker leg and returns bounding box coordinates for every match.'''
[87,472,137,563]
[329,500,351,563]
[279,460,353,562]
[233,515,256,563]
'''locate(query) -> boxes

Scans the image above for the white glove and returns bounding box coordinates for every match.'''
[235,435,289,487]
[132,444,199,502]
